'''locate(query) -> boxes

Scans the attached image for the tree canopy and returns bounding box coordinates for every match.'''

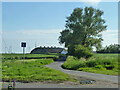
[59,7,107,51]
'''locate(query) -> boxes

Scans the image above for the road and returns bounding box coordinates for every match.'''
[45,61,118,88]
[45,61,118,83]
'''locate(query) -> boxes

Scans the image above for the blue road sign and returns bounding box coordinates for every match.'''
[21,42,26,47]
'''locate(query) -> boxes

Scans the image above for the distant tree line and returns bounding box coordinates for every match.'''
[96,44,120,53]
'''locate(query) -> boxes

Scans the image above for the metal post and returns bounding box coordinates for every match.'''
[21,42,26,64]
[13,79,16,90]
[23,47,25,64]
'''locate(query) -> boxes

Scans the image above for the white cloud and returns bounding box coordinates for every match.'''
[81,0,102,6]
[102,29,118,46]
[80,0,119,6]
[3,29,63,40]
[16,29,62,36]
[2,29,119,53]
[102,29,118,36]
[2,29,64,53]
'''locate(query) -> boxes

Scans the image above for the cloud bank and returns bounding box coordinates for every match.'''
[2,29,118,53]
[102,29,118,47]
[2,29,64,53]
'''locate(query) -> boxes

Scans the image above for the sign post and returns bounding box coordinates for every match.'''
[21,42,26,64]
[13,79,16,90]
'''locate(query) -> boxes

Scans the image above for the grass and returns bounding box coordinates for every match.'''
[62,54,118,75]
[2,58,75,83]
[2,53,59,60]
[2,53,59,61]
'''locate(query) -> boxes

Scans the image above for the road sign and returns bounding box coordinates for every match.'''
[21,42,26,64]
[21,42,26,47]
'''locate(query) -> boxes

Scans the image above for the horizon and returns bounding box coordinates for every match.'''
[2,2,118,53]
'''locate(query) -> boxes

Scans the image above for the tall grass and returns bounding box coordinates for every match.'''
[62,54,118,75]
[2,59,73,82]
[2,53,59,60]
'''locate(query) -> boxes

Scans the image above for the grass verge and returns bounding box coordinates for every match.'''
[2,53,59,60]
[62,54,118,75]
[2,59,75,83]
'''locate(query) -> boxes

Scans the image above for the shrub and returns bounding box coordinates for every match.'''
[104,65,115,70]
[62,54,118,75]
[95,65,106,70]
[73,45,93,59]
[58,54,66,57]
[62,56,86,70]
[86,60,97,67]
[53,57,58,61]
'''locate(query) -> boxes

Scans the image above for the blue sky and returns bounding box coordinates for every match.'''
[2,1,118,53]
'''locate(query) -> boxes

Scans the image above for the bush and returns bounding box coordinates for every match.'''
[104,65,115,70]
[95,65,106,70]
[62,54,118,75]
[73,45,93,59]
[62,56,86,70]
[86,60,97,67]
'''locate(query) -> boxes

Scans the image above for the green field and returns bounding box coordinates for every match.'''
[62,54,118,75]
[2,53,59,60]
[2,53,75,83]
[2,53,119,83]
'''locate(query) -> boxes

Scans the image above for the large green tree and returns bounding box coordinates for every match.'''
[59,7,107,51]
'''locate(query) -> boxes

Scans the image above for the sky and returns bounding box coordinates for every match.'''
[2,1,118,53]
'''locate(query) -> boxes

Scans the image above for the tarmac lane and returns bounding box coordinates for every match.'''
[45,61,118,88]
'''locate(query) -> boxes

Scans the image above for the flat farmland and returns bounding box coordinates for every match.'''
[1,53,77,83]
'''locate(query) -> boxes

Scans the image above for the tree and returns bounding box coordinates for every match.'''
[59,7,107,55]
[96,44,120,53]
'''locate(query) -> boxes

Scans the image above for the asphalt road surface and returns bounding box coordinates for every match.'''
[46,61,118,83]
